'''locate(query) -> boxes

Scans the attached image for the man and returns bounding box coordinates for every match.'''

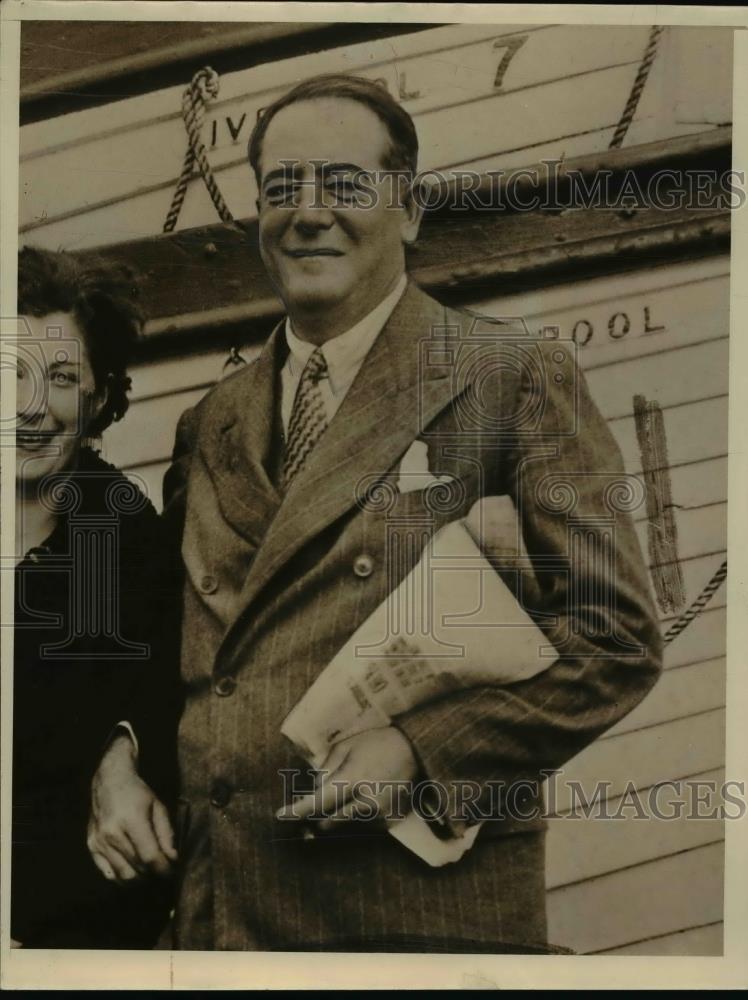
[162,74,663,952]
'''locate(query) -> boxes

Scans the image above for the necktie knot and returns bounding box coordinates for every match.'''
[304,347,328,385]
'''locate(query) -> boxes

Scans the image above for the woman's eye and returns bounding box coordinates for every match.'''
[50,370,78,387]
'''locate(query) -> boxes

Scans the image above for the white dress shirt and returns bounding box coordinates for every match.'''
[280,275,408,436]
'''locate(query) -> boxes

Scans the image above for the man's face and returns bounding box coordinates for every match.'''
[256,97,421,323]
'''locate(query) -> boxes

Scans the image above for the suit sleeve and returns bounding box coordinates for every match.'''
[162,405,198,550]
[396,347,664,834]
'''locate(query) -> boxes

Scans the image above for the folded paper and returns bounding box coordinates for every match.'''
[281,496,557,866]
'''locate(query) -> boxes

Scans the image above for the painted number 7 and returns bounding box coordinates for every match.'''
[493,35,529,90]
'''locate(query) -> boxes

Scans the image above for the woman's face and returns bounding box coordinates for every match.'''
[15,311,103,489]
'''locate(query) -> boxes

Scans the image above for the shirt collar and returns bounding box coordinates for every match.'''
[284,274,408,393]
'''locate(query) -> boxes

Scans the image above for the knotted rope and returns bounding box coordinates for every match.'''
[609,25,665,149]
[163,67,234,233]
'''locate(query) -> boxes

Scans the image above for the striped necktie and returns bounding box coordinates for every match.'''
[281,346,329,489]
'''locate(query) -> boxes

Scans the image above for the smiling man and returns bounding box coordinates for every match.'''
[163,74,662,952]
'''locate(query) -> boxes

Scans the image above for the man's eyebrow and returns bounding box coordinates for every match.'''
[261,167,296,187]
[322,162,370,176]
[261,162,371,187]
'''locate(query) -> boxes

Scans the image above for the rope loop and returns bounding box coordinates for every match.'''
[163,66,234,233]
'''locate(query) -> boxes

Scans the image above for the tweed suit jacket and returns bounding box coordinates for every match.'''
[163,280,663,952]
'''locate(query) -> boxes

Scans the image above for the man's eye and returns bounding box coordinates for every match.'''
[264,183,297,205]
[325,178,358,199]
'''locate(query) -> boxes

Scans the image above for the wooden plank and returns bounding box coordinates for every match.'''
[104,385,207,468]
[551,709,725,815]
[127,347,257,403]
[668,553,727,614]
[472,258,729,369]
[601,658,725,739]
[665,457,727,515]
[664,606,725,670]
[673,28,734,126]
[598,922,723,955]
[474,254,728,320]
[20,24,493,155]
[546,841,724,953]
[546,767,725,888]
[628,456,726,523]
[585,338,728,421]
[633,502,726,566]
[611,396,727,472]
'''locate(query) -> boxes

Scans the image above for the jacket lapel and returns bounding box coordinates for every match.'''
[199,326,285,547]
[224,283,467,632]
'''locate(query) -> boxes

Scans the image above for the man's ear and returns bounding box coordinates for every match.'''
[400,186,424,246]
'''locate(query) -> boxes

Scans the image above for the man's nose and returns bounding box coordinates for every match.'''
[292,181,335,232]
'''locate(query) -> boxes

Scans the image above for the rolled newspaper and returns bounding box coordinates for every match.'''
[281,495,557,865]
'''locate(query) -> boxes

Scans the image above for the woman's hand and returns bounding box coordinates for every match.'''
[276,726,419,833]
[87,733,177,884]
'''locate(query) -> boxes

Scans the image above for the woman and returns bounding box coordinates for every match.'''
[12,246,182,948]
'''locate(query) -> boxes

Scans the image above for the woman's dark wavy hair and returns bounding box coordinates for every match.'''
[248,73,419,183]
[18,246,144,436]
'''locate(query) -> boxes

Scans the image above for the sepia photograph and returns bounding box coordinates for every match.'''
[1,2,746,989]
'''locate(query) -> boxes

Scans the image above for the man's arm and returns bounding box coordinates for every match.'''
[394,346,664,834]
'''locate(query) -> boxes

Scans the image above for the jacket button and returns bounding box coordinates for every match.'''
[353,554,374,578]
[214,676,236,697]
[210,780,232,809]
[200,574,218,594]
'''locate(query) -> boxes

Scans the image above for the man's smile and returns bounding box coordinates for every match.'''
[283,248,344,258]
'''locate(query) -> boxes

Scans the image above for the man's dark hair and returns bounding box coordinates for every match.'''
[248,73,419,183]
[18,245,144,436]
